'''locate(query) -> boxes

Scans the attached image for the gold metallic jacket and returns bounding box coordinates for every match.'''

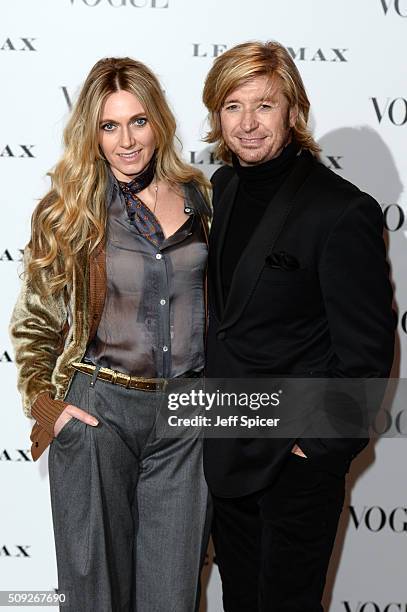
[10,243,106,460]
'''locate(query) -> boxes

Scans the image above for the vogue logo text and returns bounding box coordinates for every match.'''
[380,0,407,16]
[69,0,169,7]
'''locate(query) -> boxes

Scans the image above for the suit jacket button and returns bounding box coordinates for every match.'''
[217,331,226,341]
[35,442,39,447]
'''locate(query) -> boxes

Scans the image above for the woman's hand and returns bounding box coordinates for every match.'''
[54,405,99,437]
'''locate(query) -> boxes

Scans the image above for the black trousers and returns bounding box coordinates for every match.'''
[212,453,345,612]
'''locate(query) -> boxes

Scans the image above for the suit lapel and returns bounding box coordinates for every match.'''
[210,173,239,317]
[218,151,314,332]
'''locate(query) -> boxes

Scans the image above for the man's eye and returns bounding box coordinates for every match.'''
[101,123,116,131]
[133,117,147,126]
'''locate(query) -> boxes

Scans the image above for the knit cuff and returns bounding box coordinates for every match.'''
[31,393,68,436]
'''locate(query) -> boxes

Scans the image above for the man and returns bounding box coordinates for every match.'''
[202,41,395,611]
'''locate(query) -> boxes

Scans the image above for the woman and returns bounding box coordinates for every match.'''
[10,57,211,611]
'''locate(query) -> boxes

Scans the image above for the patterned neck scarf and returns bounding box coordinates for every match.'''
[118,153,164,247]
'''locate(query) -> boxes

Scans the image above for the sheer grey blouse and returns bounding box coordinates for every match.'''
[86,179,208,378]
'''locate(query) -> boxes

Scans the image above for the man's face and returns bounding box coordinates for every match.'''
[220,75,297,166]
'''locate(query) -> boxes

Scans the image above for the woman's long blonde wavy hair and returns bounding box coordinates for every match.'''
[29,57,210,295]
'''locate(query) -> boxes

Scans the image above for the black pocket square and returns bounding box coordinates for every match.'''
[265,251,300,271]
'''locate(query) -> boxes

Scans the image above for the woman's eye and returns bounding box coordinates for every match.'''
[101,122,115,131]
[133,117,147,126]
[224,104,239,112]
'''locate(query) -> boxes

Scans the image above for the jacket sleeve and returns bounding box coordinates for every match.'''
[319,194,395,379]
[9,247,69,436]
[298,194,396,462]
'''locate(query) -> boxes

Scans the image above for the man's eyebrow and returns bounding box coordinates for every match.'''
[223,96,278,104]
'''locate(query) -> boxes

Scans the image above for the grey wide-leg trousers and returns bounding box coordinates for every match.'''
[48,371,210,612]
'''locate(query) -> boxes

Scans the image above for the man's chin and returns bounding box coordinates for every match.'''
[235,149,267,166]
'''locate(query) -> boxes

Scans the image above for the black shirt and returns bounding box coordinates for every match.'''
[221,141,301,300]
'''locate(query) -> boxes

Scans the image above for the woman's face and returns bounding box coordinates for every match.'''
[98,89,156,182]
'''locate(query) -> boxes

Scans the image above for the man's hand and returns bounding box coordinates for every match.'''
[291,443,307,458]
[54,405,99,437]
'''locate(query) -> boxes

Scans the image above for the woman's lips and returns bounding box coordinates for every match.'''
[117,150,142,161]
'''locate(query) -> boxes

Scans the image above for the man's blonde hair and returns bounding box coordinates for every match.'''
[203,41,321,163]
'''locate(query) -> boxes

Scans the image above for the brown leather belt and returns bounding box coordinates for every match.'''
[71,362,166,392]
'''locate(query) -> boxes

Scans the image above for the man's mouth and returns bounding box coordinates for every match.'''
[238,137,265,146]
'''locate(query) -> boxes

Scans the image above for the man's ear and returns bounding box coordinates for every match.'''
[289,105,299,128]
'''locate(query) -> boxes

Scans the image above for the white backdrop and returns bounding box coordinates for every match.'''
[1,1,406,610]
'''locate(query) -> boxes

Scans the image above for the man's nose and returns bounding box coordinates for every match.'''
[240,110,258,132]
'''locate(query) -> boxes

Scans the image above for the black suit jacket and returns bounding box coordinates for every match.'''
[204,151,395,497]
